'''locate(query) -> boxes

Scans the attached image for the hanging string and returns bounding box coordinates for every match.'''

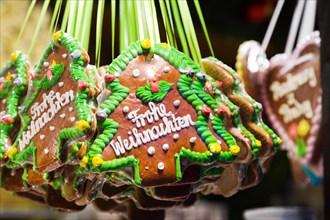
[15,0,37,49]
[261,0,285,52]
[284,0,305,54]
[28,0,50,55]
[95,0,105,67]
[193,0,214,57]
[297,0,317,43]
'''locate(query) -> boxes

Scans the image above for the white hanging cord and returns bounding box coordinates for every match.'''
[297,0,317,43]
[284,0,305,54]
[261,0,285,51]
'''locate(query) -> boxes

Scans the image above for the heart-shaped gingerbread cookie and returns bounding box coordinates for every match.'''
[261,31,322,182]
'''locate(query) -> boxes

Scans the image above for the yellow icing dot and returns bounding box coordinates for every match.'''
[230,145,240,155]
[277,137,283,144]
[76,120,90,130]
[51,60,57,67]
[160,42,170,49]
[92,156,104,166]
[54,31,62,42]
[8,147,17,159]
[256,140,262,147]
[209,142,221,154]
[5,72,12,81]
[79,156,88,167]
[141,39,151,50]
[298,119,310,137]
[11,51,19,63]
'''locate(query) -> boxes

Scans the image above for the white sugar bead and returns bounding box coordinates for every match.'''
[147,146,155,156]
[158,162,165,171]
[163,66,170,73]
[173,100,180,107]
[132,69,140,78]
[162,143,169,151]
[190,137,197,143]
[123,106,129,113]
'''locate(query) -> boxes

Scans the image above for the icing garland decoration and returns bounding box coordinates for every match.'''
[204,57,281,153]
[0,51,29,160]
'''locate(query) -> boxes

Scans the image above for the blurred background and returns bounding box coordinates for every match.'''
[0,0,324,219]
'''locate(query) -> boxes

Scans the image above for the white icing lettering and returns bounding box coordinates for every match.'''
[270,67,317,101]
[278,93,313,123]
[18,89,74,151]
[110,102,195,156]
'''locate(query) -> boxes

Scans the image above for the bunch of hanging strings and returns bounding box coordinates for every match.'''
[16,0,214,68]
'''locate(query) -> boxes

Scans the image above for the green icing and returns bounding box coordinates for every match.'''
[99,78,130,116]
[136,81,173,103]
[0,51,29,160]
[205,57,280,152]
[97,155,141,185]
[0,81,12,98]
[7,142,36,170]
[87,118,119,159]
[39,63,65,89]
[191,76,238,149]
[22,165,28,187]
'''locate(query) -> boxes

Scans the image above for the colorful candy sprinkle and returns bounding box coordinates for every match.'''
[96,111,107,121]
[141,39,151,50]
[92,156,104,166]
[76,120,89,130]
[54,31,62,42]
[70,50,82,61]
[78,81,88,91]
[216,107,226,116]
[105,74,116,82]
[216,80,223,89]
[201,106,211,116]
[230,145,240,155]
[149,77,159,93]
[80,156,89,168]
[7,147,17,159]
[2,115,13,125]
[209,142,221,154]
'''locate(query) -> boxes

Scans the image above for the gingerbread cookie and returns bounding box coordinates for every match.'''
[202,57,281,166]
[235,40,269,102]
[6,31,96,178]
[85,40,241,187]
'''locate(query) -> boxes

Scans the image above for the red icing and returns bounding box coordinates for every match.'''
[29,71,36,80]
[149,76,159,93]
[201,106,211,116]
[216,80,223,89]
[216,108,225,116]
[78,81,88,91]
[105,74,116,82]
[0,82,4,91]
[2,115,13,125]
[47,69,53,80]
